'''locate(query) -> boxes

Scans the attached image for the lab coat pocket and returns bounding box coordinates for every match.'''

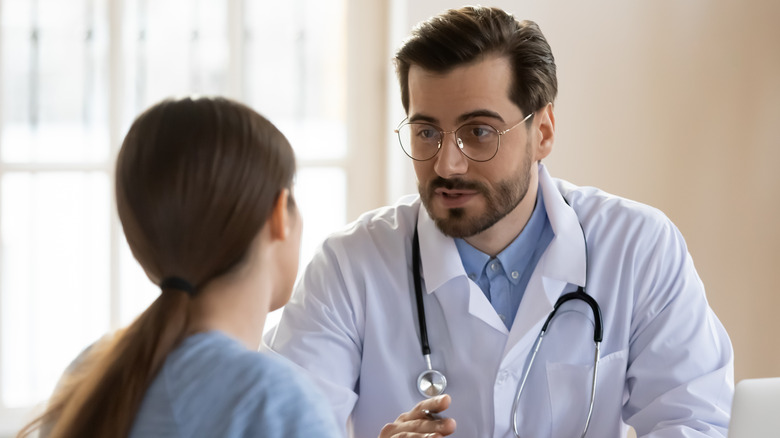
[546,348,628,438]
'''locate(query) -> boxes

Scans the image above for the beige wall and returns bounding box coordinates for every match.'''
[393,0,780,382]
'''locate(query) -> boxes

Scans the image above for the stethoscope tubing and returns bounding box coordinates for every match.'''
[413,227,448,397]
[412,227,431,356]
[510,288,602,438]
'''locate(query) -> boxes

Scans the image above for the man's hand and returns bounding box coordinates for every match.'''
[379,394,457,437]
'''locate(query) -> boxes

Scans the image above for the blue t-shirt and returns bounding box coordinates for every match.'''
[130,330,340,437]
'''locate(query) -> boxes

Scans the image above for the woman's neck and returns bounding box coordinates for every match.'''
[186,274,272,350]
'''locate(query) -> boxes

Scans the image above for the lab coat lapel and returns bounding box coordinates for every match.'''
[416,207,509,334]
[502,165,587,361]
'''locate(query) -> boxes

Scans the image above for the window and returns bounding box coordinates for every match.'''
[0,0,381,432]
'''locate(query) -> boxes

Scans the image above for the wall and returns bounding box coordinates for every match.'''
[387,0,780,383]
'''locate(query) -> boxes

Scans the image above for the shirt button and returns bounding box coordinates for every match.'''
[498,314,506,322]
[468,273,477,280]
[511,271,519,279]
[490,261,499,271]
[497,369,510,384]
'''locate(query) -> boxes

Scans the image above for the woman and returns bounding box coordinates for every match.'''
[18,97,340,437]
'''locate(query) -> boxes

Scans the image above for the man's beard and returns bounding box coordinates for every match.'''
[419,152,533,238]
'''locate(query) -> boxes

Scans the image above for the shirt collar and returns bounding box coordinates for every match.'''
[454,187,549,285]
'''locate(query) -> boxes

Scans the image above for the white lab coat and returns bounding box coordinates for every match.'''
[265,165,733,438]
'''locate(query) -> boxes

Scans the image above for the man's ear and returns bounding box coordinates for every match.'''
[268,188,290,241]
[535,102,556,161]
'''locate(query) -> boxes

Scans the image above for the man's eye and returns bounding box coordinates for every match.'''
[459,125,496,143]
[470,126,491,137]
[415,127,438,140]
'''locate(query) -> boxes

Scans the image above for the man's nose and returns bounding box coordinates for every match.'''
[433,132,468,178]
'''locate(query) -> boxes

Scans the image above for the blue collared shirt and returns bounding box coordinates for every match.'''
[454,187,554,330]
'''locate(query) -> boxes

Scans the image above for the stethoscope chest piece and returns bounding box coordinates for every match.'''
[417,365,447,397]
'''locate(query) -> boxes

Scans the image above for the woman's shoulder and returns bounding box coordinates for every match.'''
[157,331,340,437]
[165,331,303,391]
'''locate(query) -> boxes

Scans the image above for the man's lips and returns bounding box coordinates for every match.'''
[433,187,479,208]
[434,188,479,198]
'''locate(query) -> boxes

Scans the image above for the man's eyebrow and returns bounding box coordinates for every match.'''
[408,113,438,124]
[407,109,505,125]
[456,109,505,124]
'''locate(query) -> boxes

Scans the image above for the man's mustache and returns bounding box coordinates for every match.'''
[428,177,484,192]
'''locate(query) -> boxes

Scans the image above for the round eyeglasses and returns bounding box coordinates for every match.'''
[394,113,534,162]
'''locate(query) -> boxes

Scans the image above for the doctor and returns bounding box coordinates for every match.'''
[266,6,733,437]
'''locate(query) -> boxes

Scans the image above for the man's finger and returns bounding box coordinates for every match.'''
[416,394,451,418]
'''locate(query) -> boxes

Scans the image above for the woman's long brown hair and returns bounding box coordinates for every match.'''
[17,97,296,438]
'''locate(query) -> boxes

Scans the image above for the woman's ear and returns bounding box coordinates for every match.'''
[268,188,290,241]
[534,102,556,161]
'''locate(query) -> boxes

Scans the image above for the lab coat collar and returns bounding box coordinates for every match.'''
[537,164,587,291]
[415,206,466,294]
[414,164,588,338]
[416,205,509,333]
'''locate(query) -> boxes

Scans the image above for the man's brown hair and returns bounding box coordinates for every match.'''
[394,6,558,117]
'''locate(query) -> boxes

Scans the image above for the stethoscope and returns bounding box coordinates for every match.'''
[411,215,603,438]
